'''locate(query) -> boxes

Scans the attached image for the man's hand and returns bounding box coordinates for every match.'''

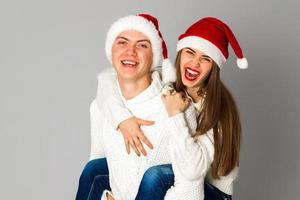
[118,117,154,156]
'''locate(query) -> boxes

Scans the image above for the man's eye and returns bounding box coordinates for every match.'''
[138,43,149,48]
[117,41,126,45]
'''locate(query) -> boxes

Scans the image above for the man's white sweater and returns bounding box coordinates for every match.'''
[92,68,238,199]
[90,70,199,199]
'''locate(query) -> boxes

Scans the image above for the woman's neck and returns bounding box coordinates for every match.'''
[186,86,202,102]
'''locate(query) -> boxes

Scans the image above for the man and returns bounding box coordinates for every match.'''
[76,14,196,200]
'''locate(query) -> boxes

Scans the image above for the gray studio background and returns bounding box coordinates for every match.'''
[1,0,299,199]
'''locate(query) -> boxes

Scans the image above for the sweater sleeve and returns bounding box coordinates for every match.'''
[89,99,106,160]
[96,68,133,129]
[165,106,215,181]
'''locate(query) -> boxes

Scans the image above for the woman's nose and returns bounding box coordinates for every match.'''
[191,57,201,67]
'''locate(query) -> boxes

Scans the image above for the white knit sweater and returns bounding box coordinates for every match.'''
[91,70,200,200]
[93,68,238,199]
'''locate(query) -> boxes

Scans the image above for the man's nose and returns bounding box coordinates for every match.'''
[126,44,137,56]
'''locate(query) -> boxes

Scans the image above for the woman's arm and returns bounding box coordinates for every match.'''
[89,99,106,160]
[96,68,132,129]
[95,68,153,156]
[166,111,214,181]
[161,92,213,199]
[161,91,214,181]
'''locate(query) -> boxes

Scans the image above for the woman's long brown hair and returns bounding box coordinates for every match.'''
[175,50,241,179]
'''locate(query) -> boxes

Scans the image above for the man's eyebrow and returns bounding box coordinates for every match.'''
[116,37,151,44]
[137,39,151,44]
[116,36,129,41]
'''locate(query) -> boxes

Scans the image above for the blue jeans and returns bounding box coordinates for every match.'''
[76,158,232,200]
[75,158,110,200]
[136,165,232,200]
[135,164,174,200]
[204,182,232,200]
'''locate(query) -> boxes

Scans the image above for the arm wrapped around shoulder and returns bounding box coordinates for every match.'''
[96,68,133,129]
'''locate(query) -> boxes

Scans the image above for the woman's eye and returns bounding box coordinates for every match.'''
[201,57,212,63]
[185,50,193,55]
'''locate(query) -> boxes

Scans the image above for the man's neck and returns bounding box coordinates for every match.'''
[118,76,151,100]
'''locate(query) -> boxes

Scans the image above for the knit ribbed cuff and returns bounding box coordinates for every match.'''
[111,109,133,130]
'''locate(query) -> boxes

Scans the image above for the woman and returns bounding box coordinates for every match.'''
[137,17,247,200]
[78,17,247,200]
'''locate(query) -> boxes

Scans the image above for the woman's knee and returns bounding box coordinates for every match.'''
[79,158,108,182]
[139,166,164,193]
[137,165,173,199]
[143,166,163,184]
[141,165,172,187]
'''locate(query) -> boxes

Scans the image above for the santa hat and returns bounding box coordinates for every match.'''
[177,17,248,69]
[105,13,176,84]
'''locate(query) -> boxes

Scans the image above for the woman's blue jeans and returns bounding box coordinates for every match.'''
[75,158,110,200]
[135,164,174,200]
[75,158,232,200]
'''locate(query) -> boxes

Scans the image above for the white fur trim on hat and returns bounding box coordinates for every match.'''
[176,36,227,68]
[105,15,162,70]
[237,58,248,69]
[161,59,176,84]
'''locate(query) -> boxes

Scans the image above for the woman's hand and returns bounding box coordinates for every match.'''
[161,90,190,117]
[118,117,154,156]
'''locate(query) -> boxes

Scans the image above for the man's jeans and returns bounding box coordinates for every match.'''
[75,158,232,200]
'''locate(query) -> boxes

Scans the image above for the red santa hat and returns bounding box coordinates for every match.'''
[177,17,248,69]
[105,13,176,84]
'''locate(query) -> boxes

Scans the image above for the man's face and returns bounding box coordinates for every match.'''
[111,30,153,82]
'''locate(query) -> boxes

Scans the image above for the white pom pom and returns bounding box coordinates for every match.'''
[237,58,248,69]
[162,59,176,84]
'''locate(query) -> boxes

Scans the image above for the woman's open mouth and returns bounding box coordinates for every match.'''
[185,67,200,81]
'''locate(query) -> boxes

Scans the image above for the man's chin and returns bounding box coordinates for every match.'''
[117,73,138,81]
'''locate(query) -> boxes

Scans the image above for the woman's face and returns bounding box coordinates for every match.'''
[180,47,214,90]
